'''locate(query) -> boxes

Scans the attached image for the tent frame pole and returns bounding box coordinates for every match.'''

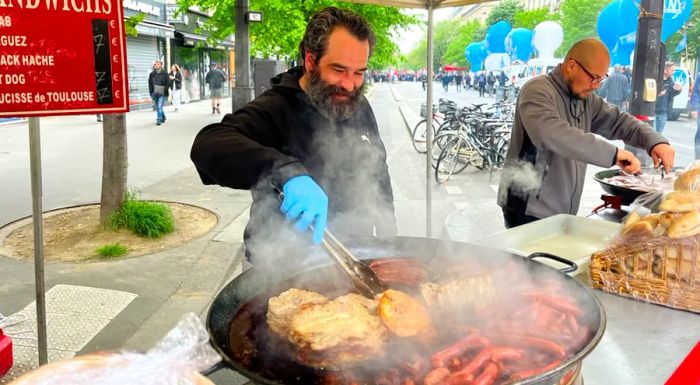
[425,0,434,237]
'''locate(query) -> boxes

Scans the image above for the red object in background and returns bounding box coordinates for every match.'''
[0,0,129,118]
[443,65,468,71]
[632,114,653,122]
[665,340,700,385]
[0,329,13,377]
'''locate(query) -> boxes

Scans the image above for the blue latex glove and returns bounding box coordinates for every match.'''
[280,175,328,244]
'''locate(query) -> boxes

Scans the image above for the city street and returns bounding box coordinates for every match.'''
[0,81,698,384]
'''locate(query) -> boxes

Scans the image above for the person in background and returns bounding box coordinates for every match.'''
[465,72,472,90]
[205,62,227,115]
[190,7,396,261]
[148,59,169,126]
[690,73,700,159]
[169,64,183,112]
[441,72,451,92]
[487,71,497,97]
[498,38,675,228]
[477,72,487,97]
[598,64,629,111]
[455,72,463,92]
[654,62,682,133]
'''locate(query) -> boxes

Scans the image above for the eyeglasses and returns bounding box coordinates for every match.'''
[571,59,608,85]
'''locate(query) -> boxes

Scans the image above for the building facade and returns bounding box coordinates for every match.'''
[122,0,233,109]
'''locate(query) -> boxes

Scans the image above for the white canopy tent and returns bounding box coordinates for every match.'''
[347,0,497,236]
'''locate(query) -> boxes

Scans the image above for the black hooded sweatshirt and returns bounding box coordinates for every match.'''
[190,66,396,261]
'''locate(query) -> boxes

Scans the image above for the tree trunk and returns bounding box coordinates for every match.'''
[100,113,128,227]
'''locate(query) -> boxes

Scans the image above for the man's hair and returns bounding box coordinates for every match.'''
[665,61,676,69]
[299,7,376,65]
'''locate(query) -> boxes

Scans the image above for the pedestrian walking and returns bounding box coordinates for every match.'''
[487,71,497,98]
[464,73,471,90]
[654,62,682,133]
[169,64,183,112]
[441,72,450,92]
[148,59,169,126]
[455,72,463,92]
[205,63,227,115]
[598,65,629,110]
[477,72,487,97]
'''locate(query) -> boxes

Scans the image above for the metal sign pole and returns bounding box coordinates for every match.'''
[28,117,48,365]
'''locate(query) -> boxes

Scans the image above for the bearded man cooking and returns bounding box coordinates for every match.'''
[498,38,676,229]
[191,7,396,261]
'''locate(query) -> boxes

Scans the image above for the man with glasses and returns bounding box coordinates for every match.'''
[498,38,676,228]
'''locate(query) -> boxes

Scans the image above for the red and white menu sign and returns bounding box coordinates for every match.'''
[0,0,129,117]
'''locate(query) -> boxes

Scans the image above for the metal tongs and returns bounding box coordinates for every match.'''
[319,229,384,299]
[275,188,384,298]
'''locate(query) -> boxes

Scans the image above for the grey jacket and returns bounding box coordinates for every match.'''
[598,72,629,102]
[498,66,668,219]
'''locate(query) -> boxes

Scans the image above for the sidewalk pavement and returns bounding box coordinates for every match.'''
[0,98,253,384]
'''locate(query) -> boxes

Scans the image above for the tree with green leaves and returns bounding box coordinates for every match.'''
[485,0,524,27]
[513,7,559,30]
[400,35,427,71]
[443,19,483,69]
[175,0,417,69]
[665,6,699,63]
[558,0,609,56]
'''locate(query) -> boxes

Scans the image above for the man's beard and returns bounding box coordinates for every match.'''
[307,68,365,121]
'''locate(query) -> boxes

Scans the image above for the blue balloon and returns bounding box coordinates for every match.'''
[465,42,485,71]
[597,1,624,52]
[619,0,694,42]
[618,0,640,33]
[662,0,693,41]
[613,42,635,66]
[505,28,533,62]
[485,20,512,53]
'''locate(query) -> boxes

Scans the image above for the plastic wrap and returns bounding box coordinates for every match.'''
[591,166,700,313]
[8,313,221,385]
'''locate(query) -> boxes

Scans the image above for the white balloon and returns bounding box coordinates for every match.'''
[532,21,563,58]
[484,53,511,71]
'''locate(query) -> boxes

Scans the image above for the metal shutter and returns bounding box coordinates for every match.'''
[126,36,159,107]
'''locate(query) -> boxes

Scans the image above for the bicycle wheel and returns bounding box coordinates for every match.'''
[411,119,434,154]
[435,137,463,184]
[430,131,458,169]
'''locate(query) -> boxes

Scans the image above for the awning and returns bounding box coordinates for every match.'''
[175,31,234,49]
[136,20,175,38]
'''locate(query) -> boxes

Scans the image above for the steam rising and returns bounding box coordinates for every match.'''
[499,159,544,199]
[228,239,600,385]
[243,78,395,278]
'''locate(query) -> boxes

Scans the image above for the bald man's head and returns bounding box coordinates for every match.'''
[564,38,610,69]
[561,38,611,99]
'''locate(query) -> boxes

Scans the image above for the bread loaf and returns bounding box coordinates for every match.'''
[674,168,700,191]
[659,190,700,212]
[666,210,700,238]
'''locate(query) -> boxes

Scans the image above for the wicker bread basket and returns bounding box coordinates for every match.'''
[590,235,700,313]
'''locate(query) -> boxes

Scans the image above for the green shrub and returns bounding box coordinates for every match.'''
[110,198,175,238]
[95,243,128,258]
